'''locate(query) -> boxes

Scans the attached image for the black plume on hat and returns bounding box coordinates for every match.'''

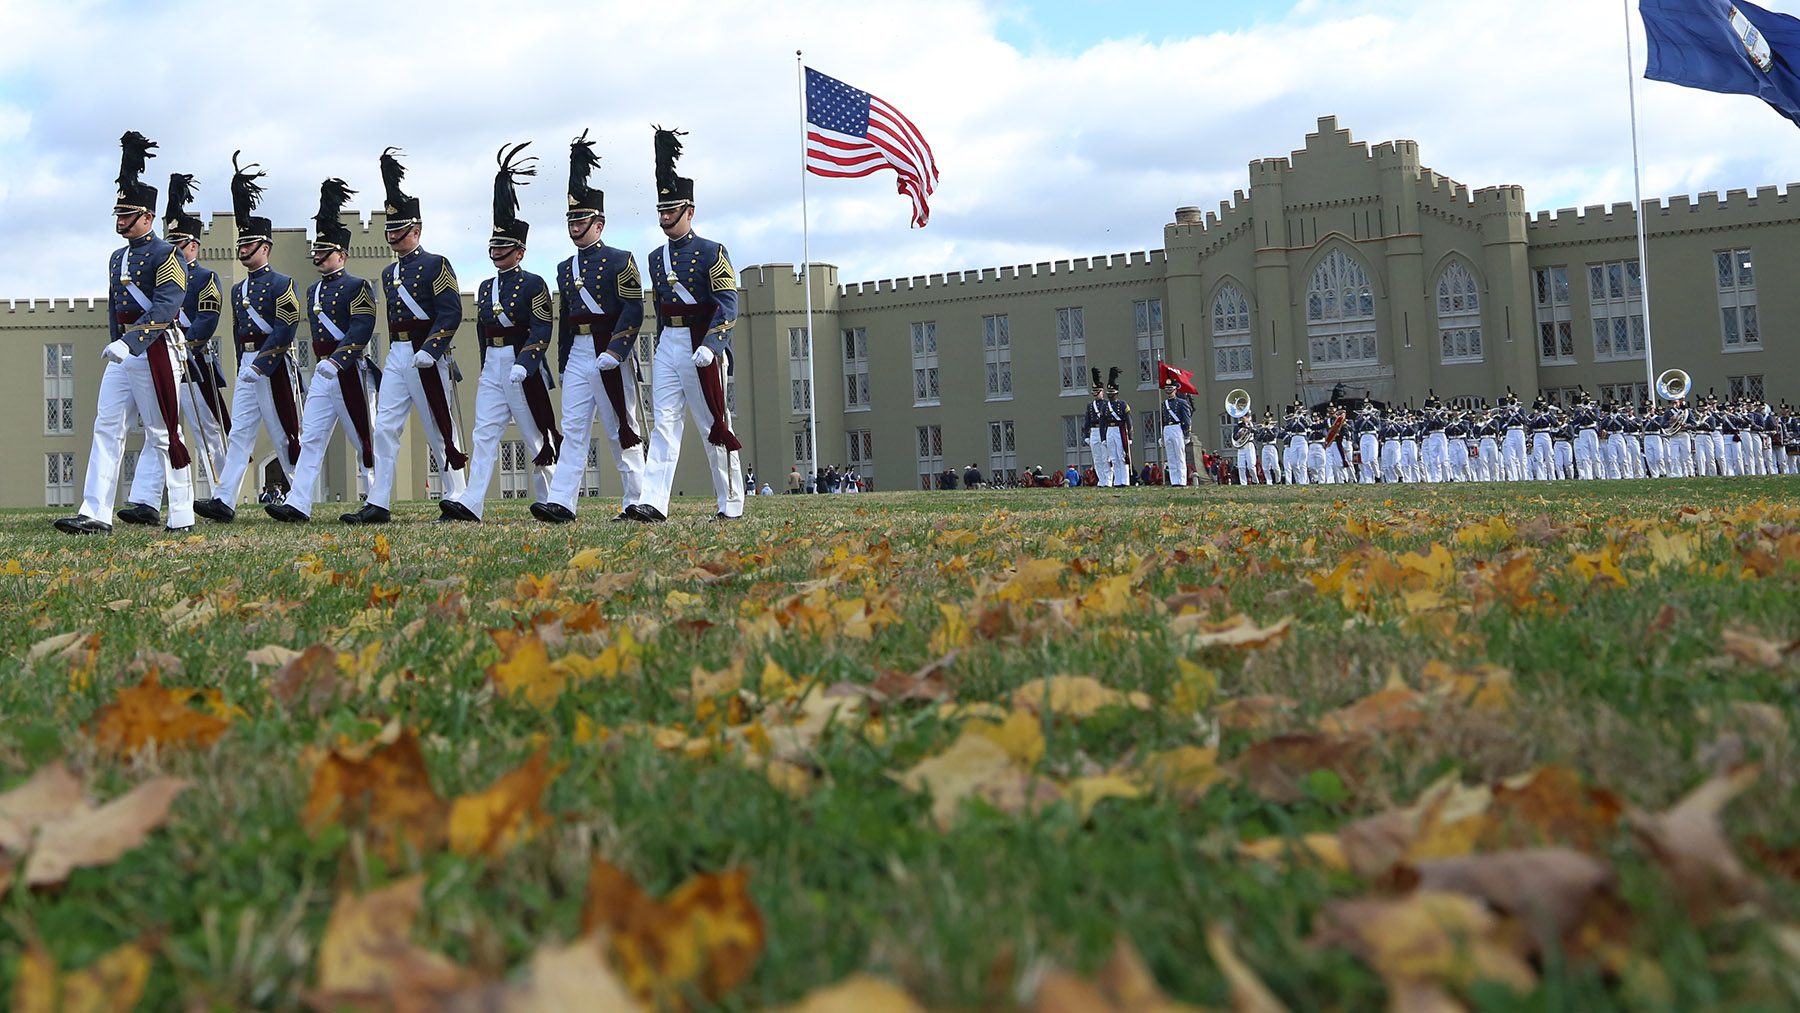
[380,146,421,227]
[113,130,159,215]
[231,150,272,245]
[567,129,604,220]
[311,178,357,252]
[491,142,536,247]
[163,172,203,242]
[1090,367,1103,390]
[1107,366,1122,392]
[653,125,693,209]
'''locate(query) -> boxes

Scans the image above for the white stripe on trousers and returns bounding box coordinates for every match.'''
[544,340,644,514]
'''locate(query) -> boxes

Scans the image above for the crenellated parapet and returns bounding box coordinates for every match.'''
[2,297,112,329]
[1527,184,1800,247]
[834,250,1168,304]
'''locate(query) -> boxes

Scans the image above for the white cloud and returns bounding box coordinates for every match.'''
[3,0,1799,298]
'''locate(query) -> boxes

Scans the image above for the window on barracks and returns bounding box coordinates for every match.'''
[1135,298,1165,389]
[984,314,1012,401]
[842,327,870,410]
[1211,286,1252,380]
[911,321,939,407]
[1728,374,1765,402]
[1534,266,1575,365]
[1587,260,1645,362]
[1717,249,1760,352]
[1436,262,1482,364]
[1056,307,1086,394]
[788,327,812,414]
[1305,250,1377,366]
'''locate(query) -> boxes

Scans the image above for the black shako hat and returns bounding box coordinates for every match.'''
[163,172,203,243]
[491,142,536,248]
[1089,367,1104,393]
[1106,366,1122,395]
[380,146,421,228]
[231,151,272,246]
[113,131,159,215]
[567,129,604,221]
[653,125,693,210]
[311,178,357,253]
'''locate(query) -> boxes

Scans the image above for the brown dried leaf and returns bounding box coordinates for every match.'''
[1313,891,1536,1000]
[11,938,153,1013]
[1172,613,1294,650]
[447,746,556,858]
[1629,764,1763,920]
[578,861,765,1009]
[24,777,188,888]
[1482,765,1624,853]
[771,973,925,1013]
[302,730,446,862]
[83,671,231,757]
[1408,849,1618,958]
[307,876,471,1010]
[0,763,85,854]
[271,643,342,714]
[1238,733,1367,804]
[1718,628,1799,669]
[1205,924,1290,1013]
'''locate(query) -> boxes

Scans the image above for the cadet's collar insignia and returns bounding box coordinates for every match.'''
[385,203,396,214]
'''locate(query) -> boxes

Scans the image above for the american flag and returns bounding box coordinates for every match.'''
[805,67,940,227]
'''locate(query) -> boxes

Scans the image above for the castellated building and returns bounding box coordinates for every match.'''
[8,116,1796,508]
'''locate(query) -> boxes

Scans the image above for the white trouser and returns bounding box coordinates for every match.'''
[368,340,467,510]
[1575,430,1599,480]
[1287,435,1309,484]
[1380,440,1400,483]
[1642,434,1665,478]
[128,374,227,507]
[642,328,743,517]
[1399,440,1419,482]
[284,360,374,518]
[1530,433,1553,480]
[1604,432,1629,479]
[1477,437,1498,481]
[546,339,645,514]
[1447,441,1470,482]
[1099,429,1128,486]
[1422,432,1447,482]
[1693,433,1715,475]
[1626,435,1644,478]
[1553,440,1572,480]
[80,342,194,528]
[1359,434,1379,483]
[1500,429,1525,481]
[1163,425,1188,486]
[1306,442,1326,482]
[1235,445,1256,484]
[213,365,296,505]
[443,347,554,519]
[1260,443,1281,484]
[1666,434,1690,477]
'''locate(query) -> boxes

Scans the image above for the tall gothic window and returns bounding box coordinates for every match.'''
[1305,250,1377,366]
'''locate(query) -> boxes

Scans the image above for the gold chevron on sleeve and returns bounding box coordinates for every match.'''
[708,248,735,291]
[617,259,643,301]
[197,276,222,315]
[155,252,188,290]
[276,282,302,325]
[434,263,457,295]
[531,289,552,321]
[349,287,376,317]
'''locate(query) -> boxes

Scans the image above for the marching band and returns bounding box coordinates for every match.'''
[52,130,1798,534]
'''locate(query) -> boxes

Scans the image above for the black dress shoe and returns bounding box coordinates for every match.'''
[193,498,236,523]
[627,504,667,523]
[610,510,632,523]
[710,511,740,522]
[117,502,161,526]
[438,499,479,522]
[163,525,193,533]
[340,504,391,525]
[532,501,575,524]
[528,501,553,522]
[53,515,112,535]
[265,503,309,523]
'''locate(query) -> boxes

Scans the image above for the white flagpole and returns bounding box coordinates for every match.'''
[1622,0,1658,404]
[797,51,819,480]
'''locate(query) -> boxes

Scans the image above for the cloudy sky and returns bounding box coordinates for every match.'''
[5,0,1800,298]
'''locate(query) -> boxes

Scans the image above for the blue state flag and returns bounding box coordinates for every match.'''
[1641,0,1800,126]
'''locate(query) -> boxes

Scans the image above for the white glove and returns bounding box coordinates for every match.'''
[596,350,622,371]
[691,345,715,368]
[102,340,130,363]
[315,358,339,381]
[238,363,260,384]
[412,349,435,368]
[509,364,528,384]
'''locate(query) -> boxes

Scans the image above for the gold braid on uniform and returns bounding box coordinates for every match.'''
[617,259,642,301]
[433,263,457,295]
[155,251,187,290]
[197,275,221,315]
[531,287,552,322]
[349,286,376,317]
[275,282,301,325]
[708,248,734,290]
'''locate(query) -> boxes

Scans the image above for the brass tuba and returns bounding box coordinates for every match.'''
[1225,388,1252,419]
[1656,367,1690,403]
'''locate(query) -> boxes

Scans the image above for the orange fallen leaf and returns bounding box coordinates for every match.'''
[12,938,153,1013]
[1028,935,1210,1012]
[1407,848,1618,960]
[307,876,471,1010]
[302,730,446,862]
[1482,766,1624,853]
[1319,674,1428,736]
[270,643,342,714]
[1313,890,1536,1004]
[1237,733,1367,804]
[578,861,765,1010]
[371,532,392,564]
[1172,613,1294,650]
[1011,675,1151,719]
[24,777,188,888]
[443,936,641,1012]
[84,670,231,757]
[447,746,557,858]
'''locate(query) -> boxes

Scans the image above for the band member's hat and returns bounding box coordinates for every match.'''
[113,131,159,216]
[1090,367,1104,393]
[653,126,694,210]
[379,147,422,229]
[162,172,203,243]
[311,178,357,253]
[490,142,535,248]
[231,151,273,246]
[1106,366,1122,394]
[567,129,604,220]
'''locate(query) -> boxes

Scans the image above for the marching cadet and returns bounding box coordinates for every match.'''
[194,153,302,522]
[1498,389,1528,481]
[121,171,227,524]
[1443,406,1471,482]
[1081,368,1109,482]
[1230,413,1255,486]
[1551,407,1575,480]
[56,131,196,534]
[1256,409,1283,486]
[1420,391,1448,483]
[346,147,468,524]
[438,144,560,522]
[532,129,647,525]
[1105,367,1133,486]
[1571,392,1601,481]
[1355,404,1380,484]
[636,126,743,522]
[1282,401,1309,485]
[1158,375,1193,486]
[266,179,379,523]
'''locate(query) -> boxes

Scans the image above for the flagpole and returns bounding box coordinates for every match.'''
[796,51,819,481]
[1622,0,1658,403]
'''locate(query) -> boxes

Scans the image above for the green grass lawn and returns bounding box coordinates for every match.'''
[2,480,1797,1009]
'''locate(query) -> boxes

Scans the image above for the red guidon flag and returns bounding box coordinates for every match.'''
[1158,361,1198,395]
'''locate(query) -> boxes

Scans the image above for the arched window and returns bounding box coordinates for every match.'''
[1436,261,1482,363]
[1305,250,1377,366]
[1211,284,1252,379]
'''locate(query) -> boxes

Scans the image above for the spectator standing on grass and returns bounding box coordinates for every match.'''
[963,462,982,489]
[788,466,802,494]
[759,481,773,496]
